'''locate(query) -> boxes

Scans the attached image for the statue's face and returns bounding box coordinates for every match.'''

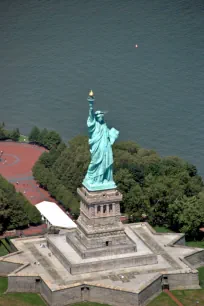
[96,114,104,123]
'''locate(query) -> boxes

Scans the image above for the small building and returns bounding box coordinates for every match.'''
[199,227,204,238]
[35,201,77,230]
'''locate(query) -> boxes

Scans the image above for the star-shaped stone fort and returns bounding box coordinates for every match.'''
[0,92,203,306]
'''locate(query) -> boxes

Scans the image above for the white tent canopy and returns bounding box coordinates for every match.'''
[36,201,77,229]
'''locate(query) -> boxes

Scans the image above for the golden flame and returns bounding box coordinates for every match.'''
[89,90,94,97]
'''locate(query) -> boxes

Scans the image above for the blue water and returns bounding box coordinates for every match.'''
[0,0,204,174]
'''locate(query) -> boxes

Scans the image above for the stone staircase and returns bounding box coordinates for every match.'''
[132,226,181,269]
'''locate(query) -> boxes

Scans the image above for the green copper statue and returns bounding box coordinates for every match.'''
[83,90,119,191]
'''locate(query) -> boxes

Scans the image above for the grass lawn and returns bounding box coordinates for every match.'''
[198,266,204,288]
[19,135,29,142]
[0,243,8,257]
[0,277,110,306]
[185,240,204,248]
[1,239,12,252]
[148,289,204,306]
[147,292,177,306]
[153,226,173,233]
[0,277,46,306]
[173,289,204,306]
[154,228,204,250]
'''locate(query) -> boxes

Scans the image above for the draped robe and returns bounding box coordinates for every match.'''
[84,113,119,185]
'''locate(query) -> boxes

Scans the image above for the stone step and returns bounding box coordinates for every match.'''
[133,227,181,269]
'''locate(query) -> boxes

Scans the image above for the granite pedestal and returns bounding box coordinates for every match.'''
[47,187,157,274]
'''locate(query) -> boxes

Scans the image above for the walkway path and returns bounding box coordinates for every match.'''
[132,226,181,269]
[0,142,60,236]
[164,289,184,306]
[0,142,57,205]
[26,243,65,284]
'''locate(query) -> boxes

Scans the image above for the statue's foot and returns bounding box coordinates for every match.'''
[82,179,116,192]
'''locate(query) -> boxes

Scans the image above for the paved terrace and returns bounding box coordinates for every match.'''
[5,223,201,292]
[0,142,57,205]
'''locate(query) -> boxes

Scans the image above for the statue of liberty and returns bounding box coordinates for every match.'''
[83,90,119,191]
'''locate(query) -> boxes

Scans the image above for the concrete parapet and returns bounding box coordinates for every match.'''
[0,250,23,259]
[7,276,139,306]
[66,229,136,258]
[10,262,30,275]
[166,271,200,290]
[48,235,157,274]
[166,235,186,246]
[87,284,138,306]
[144,222,186,245]
[7,275,39,293]
[184,249,204,268]
[40,279,53,305]
[1,221,202,306]
[52,284,83,306]
[137,273,162,306]
[47,237,72,273]
[6,269,200,306]
[0,258,22,276]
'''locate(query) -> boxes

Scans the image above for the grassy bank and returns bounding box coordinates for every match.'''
[153,226,204,249]
[1,275,204,306]
[19,135,29,142]
[0,277,46,306]
[198,266,204,288]
[148,289,204,306]
[148,292,177,305]
[186,240,204,248]
[0,243,8,256]
[172,289,204,306]
[0,277,111,306]
[153,226,173,233]
[0,239,9,257]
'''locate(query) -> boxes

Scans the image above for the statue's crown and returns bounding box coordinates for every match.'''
[95,110,104,116]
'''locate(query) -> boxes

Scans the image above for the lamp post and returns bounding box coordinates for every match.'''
[0,150,3,162]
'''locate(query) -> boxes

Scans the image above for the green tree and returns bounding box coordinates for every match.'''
[44,130,61,149]
[18,193,41,225]
[124,184,151,221]
[9,128,20,141]
[39,152,52,168]
[0,125,6,140]
[29,126,40,143]
[143,174,185,226]
[38,128,49,147]
[52,135,89,194]
[0,190,10,233]
[168,196,204,239]
[0,174,41,232]
[114,169,136,212]
[114,169,135,194]
[32,134,204,239]
[114,141,139,154]
[7,194,29,230]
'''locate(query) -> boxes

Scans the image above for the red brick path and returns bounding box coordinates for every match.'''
[164,289,184,306]
[0,142,57,205]
[0,224,47,239]
[0,142,61,236]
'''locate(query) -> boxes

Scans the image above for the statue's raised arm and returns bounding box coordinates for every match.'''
[83,90,119,191]
[88,90,94,121]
